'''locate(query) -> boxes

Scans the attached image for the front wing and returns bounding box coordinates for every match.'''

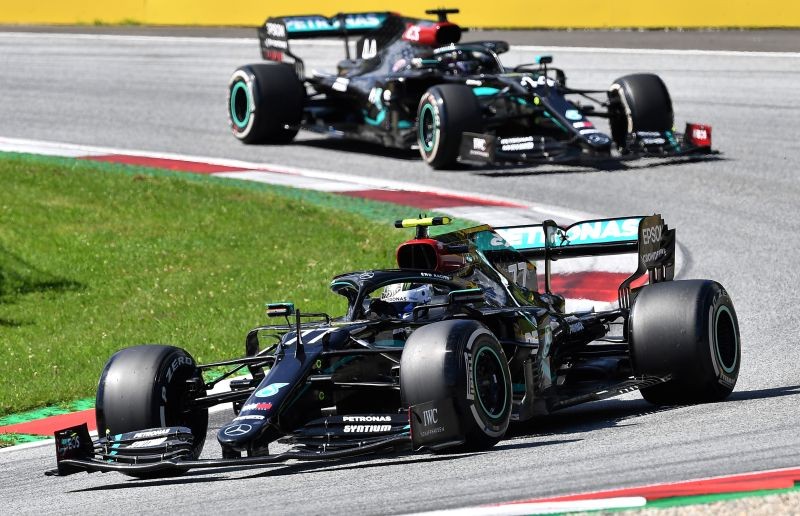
[46,423,413,476]
[460,124,716,166]
[45,404,457,477]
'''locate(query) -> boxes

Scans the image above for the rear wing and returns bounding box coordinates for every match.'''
[495,214,675,308]
[258,12,396,74]
[262,12,390,40]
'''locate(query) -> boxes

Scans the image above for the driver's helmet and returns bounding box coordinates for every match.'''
[438,48,500,75]
[380,282,433,319]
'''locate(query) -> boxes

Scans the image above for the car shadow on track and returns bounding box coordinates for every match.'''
[68,437,582,491]
[66,453,488,492]
[294,138,421,161]
[506,384,800,441]
[69,475,227,493]
[243,437,581,479]
[507,398,673,439]
[292,138,726,177]
[246,451,471,478]
[470,154,727,178]
[726,384,800,401]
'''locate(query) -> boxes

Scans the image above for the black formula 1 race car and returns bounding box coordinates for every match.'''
[227,9,715,169]
[48,215,740,477]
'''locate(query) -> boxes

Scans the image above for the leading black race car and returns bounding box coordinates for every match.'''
[227,9,715,169]
[49,215,740,477]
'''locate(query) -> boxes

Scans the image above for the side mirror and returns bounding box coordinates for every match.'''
[265,302,295,317]
[556,69,566,86]
[536,55,553,65]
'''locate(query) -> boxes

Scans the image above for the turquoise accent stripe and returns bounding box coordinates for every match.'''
[230,81,250,129]
[496,217,643,251]
[364,87,385,126]
[543,111,569,132]
[472,87,501,96]
[419,103,437,153]
[374,339,405,348]
[666,130,680,151]
[364,109,386,126]
[284,14,387,33]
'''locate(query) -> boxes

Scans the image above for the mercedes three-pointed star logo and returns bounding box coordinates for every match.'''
[223,423,252,437]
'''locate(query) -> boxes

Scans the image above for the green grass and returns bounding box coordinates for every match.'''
[0,152,462,416]
[0,433,45,448]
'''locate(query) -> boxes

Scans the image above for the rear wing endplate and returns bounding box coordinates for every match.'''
[495,214,675,308]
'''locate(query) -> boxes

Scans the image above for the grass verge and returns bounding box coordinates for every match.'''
[0,152,463,416]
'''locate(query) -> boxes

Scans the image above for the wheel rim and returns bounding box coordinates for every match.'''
[157,352,207,457]
[230,81,251,130]
[714,305,738,374]
[419,103,437,153]
[473,346,507,420]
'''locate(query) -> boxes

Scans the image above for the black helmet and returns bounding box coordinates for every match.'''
[437,47,501,75]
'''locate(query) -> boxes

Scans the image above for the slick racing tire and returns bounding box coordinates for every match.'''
[630,280,740,405]
[400,320,512,450]
[96,345,208,472]
[607,73,674,148]
[417,84,482,170]
[228,63,305,144]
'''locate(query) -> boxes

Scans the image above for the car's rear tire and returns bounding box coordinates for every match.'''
[417,84,482,169]
[608,73,674,148]
[630,280,740,405]
[228,63,305,144]
[400,320,512,450]
[96,345,208,465]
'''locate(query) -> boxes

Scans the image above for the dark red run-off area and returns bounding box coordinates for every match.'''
[82,155,246,174]
[339,189,526,209]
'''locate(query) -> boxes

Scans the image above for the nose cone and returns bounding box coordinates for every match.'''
[217,415,273,450]
[218,422,256,441]
[584,131,612,150]
[216,342,317,451]
[217,397,281,449]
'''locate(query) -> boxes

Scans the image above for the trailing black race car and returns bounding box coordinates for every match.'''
[48,215,740,477]
[227,8,715,169]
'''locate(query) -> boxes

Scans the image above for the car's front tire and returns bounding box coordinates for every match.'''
[96,345,208,462]
[416,85,482,169]
[608,73,674,149]
[400,320,512,450]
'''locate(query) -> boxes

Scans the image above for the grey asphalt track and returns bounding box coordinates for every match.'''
[1,29,799,515]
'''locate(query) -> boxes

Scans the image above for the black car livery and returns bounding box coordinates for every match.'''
[227,9,715,169]
[48,215,740,477]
